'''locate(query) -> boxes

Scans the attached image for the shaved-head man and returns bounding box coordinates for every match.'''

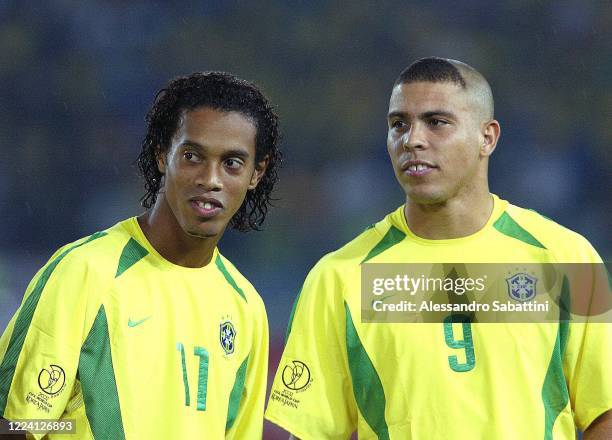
[266,57,611,439]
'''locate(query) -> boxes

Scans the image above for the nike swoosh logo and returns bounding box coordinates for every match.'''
[128,316,151,327]
[370,293,398,306]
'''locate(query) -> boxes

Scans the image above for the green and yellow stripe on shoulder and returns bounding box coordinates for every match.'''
[0,231,107,415]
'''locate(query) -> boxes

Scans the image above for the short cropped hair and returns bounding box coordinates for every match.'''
[394,57,494,119]
[137,72,282,231]
[394,57,467,88]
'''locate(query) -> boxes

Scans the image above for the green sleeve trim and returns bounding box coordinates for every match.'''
[0,231,107,416]
[345,302,390,440]
[225,355,249,431]
[115,238,148,278]
[79,305,125,440]
[285,288,303,342]
[493,212,546,249]
[541,276,570,440]
[361,225,405,264]
[215,255,247,302]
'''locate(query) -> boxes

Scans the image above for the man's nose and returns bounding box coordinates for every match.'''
[196,162,223,191]
[402,123,427,151]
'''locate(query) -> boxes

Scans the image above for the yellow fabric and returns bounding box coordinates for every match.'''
[266,194,611,439]
[1,217,268,439]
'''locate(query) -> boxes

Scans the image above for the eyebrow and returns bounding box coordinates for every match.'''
[180,140,250,159]
[422,110,456,120]
[387,110,457,120]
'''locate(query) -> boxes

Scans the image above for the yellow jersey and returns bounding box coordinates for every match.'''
[0,217,268,439]
[265,194,611,439]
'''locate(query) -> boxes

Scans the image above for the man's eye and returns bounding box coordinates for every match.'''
[184,151,199,162]
[429,119,447,127]
[225,158,243,169]
[391,120,405,129]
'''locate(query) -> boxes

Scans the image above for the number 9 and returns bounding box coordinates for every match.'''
[443,314,476,372]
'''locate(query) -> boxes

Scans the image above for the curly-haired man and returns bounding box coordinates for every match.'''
[0,72,281,439]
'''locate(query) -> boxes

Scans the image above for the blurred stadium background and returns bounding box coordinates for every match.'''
[1,1,610,437]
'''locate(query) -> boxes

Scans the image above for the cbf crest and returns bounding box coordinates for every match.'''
[220,321,236,355]
[506,272,537,302]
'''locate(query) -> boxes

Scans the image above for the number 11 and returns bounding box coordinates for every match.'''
[176,342,209,410]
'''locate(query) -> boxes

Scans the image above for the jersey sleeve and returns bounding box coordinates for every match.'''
[225,295,269,440]
[563,238,612,431]
[0,241,101,439]
[565,322,612,431]
[265,260,358,439]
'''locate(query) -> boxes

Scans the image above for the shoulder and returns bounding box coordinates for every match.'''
[60,220,133,269]
[41,219,136,287]
[19,220,135,327]
[299,211,400,298]
[314,210,400,275]
[283,217,396,337]
[500,202,601,262]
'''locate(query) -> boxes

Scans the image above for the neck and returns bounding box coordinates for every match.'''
[138,198,219,268]
[404,189,493,240]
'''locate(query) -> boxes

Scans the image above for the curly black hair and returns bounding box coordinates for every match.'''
[137,71,281,232]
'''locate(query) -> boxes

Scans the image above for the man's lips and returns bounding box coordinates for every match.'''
[189,197,223,218]
[400,159,438,177]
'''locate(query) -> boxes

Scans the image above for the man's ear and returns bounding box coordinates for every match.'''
[480,119,500,157]
[248,155,269,190]
[156,147,166,174]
